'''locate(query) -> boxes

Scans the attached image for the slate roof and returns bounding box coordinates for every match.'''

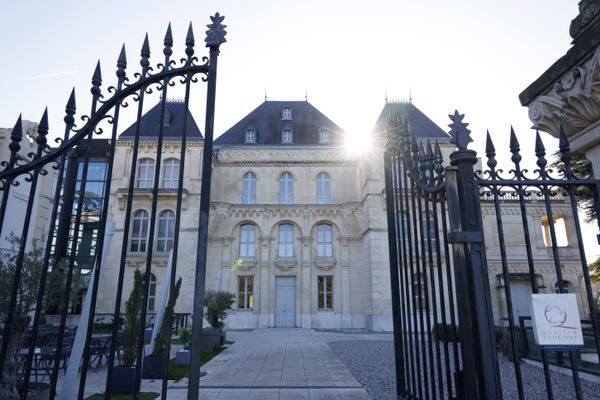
[119,100,202,140]
[215,101,345,146]
[371,101,450,142]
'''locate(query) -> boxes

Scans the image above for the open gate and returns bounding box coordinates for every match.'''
[384,110,600,399]
[0,14,225,400]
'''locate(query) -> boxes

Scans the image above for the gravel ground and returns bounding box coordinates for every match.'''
[328,339,600,400]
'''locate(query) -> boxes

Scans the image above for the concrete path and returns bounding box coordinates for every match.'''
[167,329,381,399]
[66,328,388,399]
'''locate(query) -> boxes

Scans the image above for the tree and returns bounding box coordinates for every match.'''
[153,277,182,357]
[121,269,143,367]
[0,235,45,400]
[550,151,597,223]
[204,290,236,329]
[590,257,600,284]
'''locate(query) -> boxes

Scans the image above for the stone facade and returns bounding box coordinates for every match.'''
[94,100,589,331]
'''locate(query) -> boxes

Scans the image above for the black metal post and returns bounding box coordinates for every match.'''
[188,14,226,400]
[446,149,502,399]
[383,127,407,398]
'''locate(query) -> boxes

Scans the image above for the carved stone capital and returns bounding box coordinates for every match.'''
[527,46,600,140]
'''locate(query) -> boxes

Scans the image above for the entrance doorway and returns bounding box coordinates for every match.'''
[510,282,531,324]
[275,276,296,327]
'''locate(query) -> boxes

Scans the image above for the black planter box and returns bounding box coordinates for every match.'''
[142,355,165,379]
[110,366,135,395]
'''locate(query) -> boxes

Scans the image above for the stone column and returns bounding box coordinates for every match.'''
[339,237,352,328]
[300,235,312,328]
[258,236,272,328]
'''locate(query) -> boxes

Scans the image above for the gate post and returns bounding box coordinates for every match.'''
[445,111,502,399]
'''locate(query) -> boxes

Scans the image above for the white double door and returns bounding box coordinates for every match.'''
[275,276,296,328]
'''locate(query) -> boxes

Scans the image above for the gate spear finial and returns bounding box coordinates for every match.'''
[117,45,127,80]
[9,114,23,154]
[36,108,49,148]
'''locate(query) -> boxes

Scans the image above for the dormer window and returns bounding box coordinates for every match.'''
[163,108,172,127]
[281,128,293,144]
[245,127,257,144]
[282,107,292,120]
[319,128,330,144]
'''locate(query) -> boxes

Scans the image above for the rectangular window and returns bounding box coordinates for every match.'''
[319,129,330,144]
[318,275,333,310]
[282,107,292,120]
[282,129,293,144]
[245,129,256,144]
[238,276,254,310]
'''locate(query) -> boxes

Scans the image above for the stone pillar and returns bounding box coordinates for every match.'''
[339,238,352,328]
[300,235,312,328]
[258,236,272,328]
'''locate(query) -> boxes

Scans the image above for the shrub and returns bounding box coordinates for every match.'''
[121,269,144,367]
[179,325,191,349]
[204,290,236,329]
[153,277,182,357]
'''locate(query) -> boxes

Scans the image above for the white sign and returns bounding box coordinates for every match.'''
[530,293,583,347]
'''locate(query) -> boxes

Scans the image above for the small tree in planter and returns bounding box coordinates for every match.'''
[111,268,143,394]
[0,235,77,400]
[175,325,191,365]
[204,290,236,346]
[143,277,181,379]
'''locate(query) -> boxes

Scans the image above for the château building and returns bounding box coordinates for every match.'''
[92,99,587,330]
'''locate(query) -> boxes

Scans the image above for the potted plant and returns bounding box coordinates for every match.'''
[142,277,181,379]
[175,325,191,365]
[204,290,236,348]
[110,268,143,394]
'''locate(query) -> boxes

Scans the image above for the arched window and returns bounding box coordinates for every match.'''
[245,127,257,144]
[279,172,294,204]
[157,210,176,252]
[146,273,157,312]
[281,128,293,144]
[242,172,257,204]
[421,211,436,242]
[162,158,180,189]
[316,223,333,257]
[240,224,256,258]
[131,210,149,252]
[316,172,331,204]
[137,159,155,189]
[278,224,294,257]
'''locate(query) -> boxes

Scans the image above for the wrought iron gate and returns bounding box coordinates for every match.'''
[0,14,225,400]
[384,110,600,399]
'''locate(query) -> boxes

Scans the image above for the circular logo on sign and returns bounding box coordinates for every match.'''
[544,304,567,327]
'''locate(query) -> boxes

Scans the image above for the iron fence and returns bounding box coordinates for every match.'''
[384,110,600,399]
[0,14,225,400]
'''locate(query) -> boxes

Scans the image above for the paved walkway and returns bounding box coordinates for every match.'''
[168,329,383,399]
[68,328,388,399]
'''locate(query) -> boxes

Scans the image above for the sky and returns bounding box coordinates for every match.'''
[0,1,597,257]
